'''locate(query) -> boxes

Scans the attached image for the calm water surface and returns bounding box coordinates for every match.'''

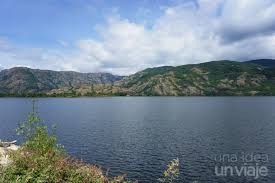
[0,97,274,183]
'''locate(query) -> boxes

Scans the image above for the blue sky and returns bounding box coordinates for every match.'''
[0,0,171,46]
[0,0,275,75]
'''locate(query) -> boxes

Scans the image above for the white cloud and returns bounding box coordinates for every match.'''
[0,0,275,75]
[68,0,275,74]
[218,0,275,42]
[58,40,69,47]
[0,37,13,51]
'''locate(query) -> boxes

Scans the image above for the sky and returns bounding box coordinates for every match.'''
[0,0,275,75]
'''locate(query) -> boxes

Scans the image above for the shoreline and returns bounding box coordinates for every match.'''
[0,142,19,167]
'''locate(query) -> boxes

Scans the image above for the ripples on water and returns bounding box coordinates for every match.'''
[0,97,274,182]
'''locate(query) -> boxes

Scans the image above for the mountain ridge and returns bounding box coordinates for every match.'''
[1,59,275,96]
[0,67,123,95]
[245,59,275,68]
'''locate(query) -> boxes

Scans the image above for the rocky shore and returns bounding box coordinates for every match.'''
[0,141,19,166]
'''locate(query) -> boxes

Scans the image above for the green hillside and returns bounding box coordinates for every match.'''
[117,60,275,96]
[1,60,275,96]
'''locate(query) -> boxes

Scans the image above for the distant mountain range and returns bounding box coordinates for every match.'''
[245,59,275,68]
[1,59,275,96]
[0,67,123,95]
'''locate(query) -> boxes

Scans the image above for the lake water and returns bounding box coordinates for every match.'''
[0,97,274,182]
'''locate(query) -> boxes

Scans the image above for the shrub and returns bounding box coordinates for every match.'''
[0,100,179,183]
[158,158,180,183]
[0,100,130,183]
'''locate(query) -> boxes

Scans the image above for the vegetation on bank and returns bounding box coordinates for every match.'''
[0,100,180,183]
[0,101,131,183]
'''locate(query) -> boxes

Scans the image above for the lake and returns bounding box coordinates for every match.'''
[0,97,274,182]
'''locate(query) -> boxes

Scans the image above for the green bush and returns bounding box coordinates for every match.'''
[0,100,130,183]
[0,100,179,183]
[16,100,64,156]
[158,158,180,183]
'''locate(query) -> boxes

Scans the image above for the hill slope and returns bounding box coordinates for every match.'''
[245,59,275,68]
[117,60,275,96]
[0,67,123,95]
[1,60,275,96]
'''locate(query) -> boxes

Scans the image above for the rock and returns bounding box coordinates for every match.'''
[0,140,17,147]
[0,141,19,167]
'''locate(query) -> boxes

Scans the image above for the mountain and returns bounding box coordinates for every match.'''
[116,60,275,96]
[1,60,275,96]
[245,59,275,68]
[0,67,123,95]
